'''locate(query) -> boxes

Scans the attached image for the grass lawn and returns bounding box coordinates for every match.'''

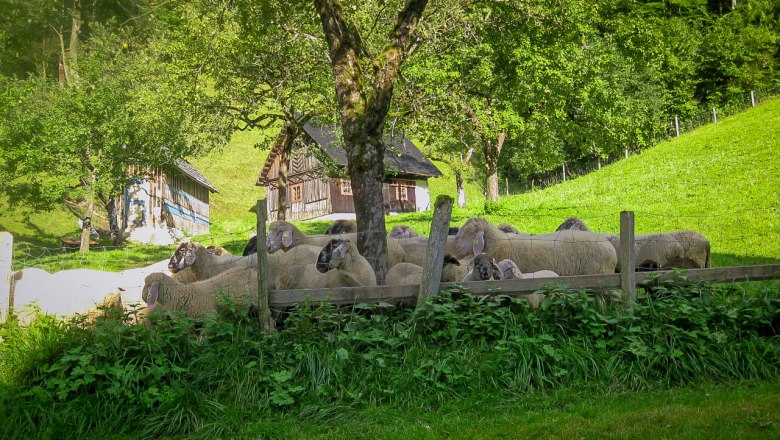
[245,381,780,439]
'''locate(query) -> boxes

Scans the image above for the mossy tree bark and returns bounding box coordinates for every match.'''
[484,131,506,203]
[314,0,428,283]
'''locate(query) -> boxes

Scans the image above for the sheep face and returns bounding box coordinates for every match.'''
[316,238,352,273]
[325,219,357,235]
[497,259,521,280]
[388,225,420,239]
[267,221,295,253]
[168,242,197,273]
[454,220,486,257]
[556,217,591,232]
[471,253,501,281]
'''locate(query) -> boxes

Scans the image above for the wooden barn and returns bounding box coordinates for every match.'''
[257,123,442,221]
[122,160,218,245]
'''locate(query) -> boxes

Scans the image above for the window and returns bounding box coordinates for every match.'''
[291,183,303,203]
[340,179,353,195]
[393,179,412,202]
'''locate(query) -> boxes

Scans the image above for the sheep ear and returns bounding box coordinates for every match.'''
[146,283,159,306]
[281,230,293,248]
[472,230,485,255]
[333,241,351,259]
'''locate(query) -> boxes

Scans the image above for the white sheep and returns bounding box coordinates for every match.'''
[385,254,463,286]
[275,239,376,289]
[453,218,617,276]
[267,220,405,269]
[605,231,710,272]
[168,241,256,282]
[497,223,522,234]
[141,266,258,321]
[495,258,559,280]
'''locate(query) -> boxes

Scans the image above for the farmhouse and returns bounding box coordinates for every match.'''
[122,160,218,244]
[257,123,442,221]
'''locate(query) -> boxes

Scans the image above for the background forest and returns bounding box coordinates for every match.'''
[1,0,778,221]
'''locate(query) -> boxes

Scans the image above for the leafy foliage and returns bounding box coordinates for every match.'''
[0,281,777,437]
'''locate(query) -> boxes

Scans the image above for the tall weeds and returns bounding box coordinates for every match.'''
[0,281,777,438]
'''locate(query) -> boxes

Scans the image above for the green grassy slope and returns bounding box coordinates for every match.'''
[391,98,780,266]
[1,99,778,269]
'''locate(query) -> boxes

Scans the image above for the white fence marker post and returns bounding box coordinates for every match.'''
[0,232,13,322]
[713,107,718,123]
[751,91,756,107]
[675,116,680,137]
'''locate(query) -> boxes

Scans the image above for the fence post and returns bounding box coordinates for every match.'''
[417,195,454,307]
[675,116,680,137]
[505,176,509,196]
[751,90,756,107]
[0,232,12,322]
[256,199,274,332]
[619,211,637,308]
[562,163,567,182]
[713,107,718,123]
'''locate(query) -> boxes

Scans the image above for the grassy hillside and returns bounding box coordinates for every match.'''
[2,98,778,270]
[391,98,780,267]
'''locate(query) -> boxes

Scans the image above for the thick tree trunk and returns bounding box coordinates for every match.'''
[314,0,427,284]
[346,137,388,283]
[484,132,506,203]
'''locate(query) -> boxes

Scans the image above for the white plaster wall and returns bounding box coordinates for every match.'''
[415,180,431,212]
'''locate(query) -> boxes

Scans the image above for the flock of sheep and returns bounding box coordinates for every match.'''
[9,216,710,325]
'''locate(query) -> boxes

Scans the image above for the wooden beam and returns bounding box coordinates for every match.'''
[256,199,274,332]
[619,211,636,306]
[417,195,453,306]
[636,265,780,285]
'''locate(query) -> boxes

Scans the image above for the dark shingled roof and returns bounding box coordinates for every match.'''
[174,159,219,193]
[301,124,442,178]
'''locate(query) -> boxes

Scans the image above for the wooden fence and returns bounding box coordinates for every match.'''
[253,195,780,324]
[1,196,779,324]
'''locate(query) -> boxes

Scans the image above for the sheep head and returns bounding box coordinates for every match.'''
[388,225,420,239]
[498,223,520,234]
[496,259,522,280]
[142,273,172,305]
[325,219,357,235]
[267,221,297,253]
[316,238,352,273]
[471,253,501,281]
[453,218,491,258]
[555,217,591,232]
[168,242,200,273]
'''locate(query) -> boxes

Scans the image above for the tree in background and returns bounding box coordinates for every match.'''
[0,26,231,250]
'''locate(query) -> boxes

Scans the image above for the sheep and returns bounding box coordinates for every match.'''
[206,245,232,256]
[453,218,617,276]
[388,225,422,239]
[141,266,258,321]
[461,253,502,281]
[242,234,258,256]
[385,254,463,286]
[274,239,376,289]
[555,217,592,232]
[267,220,405,269]
[324,219,357,235]
[606,231,710,272]
[498,223,522,234]
[168,241,256,282]
[495,258,559,280]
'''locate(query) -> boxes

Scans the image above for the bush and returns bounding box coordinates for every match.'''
[0,281,777,438]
